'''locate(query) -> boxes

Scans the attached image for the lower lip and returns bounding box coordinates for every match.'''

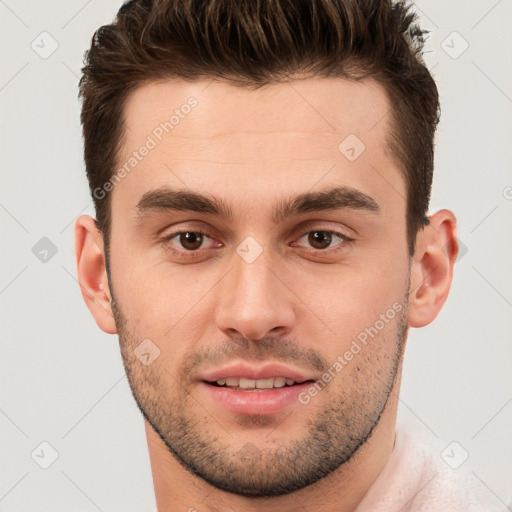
[201,381,312,415]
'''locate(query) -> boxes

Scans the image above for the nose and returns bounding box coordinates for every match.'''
[214,247,297,341]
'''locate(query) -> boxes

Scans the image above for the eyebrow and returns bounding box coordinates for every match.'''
[135,185,381,224]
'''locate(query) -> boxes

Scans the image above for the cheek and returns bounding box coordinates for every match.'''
[296,260,407,333]
[290,269,408,382]
[110,250,219,359]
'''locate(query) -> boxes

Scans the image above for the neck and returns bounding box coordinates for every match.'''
[146,378,401,512]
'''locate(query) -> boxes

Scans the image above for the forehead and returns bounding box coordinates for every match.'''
[113,76,403,224]
[122,76,392,145]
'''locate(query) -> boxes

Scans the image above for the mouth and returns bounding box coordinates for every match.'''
[198,362,318,415]
[205,376,315,391]
[199,361,318,386]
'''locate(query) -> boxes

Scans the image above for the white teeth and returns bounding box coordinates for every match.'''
[255,378,274,389]
[214,376,297,389]
[273,377,286,388]
[239,378,256,388]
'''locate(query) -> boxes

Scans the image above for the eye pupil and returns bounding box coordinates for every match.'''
[180,232,203,250]
[308,231,332,249]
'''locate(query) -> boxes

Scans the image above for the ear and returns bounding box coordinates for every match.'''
[408,209,458,328]
[74,215,117,334]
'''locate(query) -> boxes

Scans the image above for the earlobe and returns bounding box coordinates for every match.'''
[74,215,117,334]
[408,209,458,328]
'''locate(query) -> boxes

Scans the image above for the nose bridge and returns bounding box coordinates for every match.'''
[214,240,295,340]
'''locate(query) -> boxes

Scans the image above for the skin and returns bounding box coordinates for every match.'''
[75,77,458,512]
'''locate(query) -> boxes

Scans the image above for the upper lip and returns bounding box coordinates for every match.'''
[200,361,317,384]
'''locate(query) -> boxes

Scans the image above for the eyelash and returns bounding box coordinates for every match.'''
[161,227,354,259]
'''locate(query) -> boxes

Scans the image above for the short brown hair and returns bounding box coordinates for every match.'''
[79,0,439,256]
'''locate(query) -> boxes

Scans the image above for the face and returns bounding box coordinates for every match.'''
[106,77,412,496]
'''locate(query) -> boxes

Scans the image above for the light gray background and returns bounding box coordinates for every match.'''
[1,1,511,510]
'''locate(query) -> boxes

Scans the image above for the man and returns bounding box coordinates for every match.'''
[74,0,493,510]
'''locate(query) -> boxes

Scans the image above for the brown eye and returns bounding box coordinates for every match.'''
[307,231,334,250]
[163,230,217,256]
[178,232,204,250]
[297,230,347,251]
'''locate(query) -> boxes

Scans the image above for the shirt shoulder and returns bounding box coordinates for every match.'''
[355,424,504,512]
